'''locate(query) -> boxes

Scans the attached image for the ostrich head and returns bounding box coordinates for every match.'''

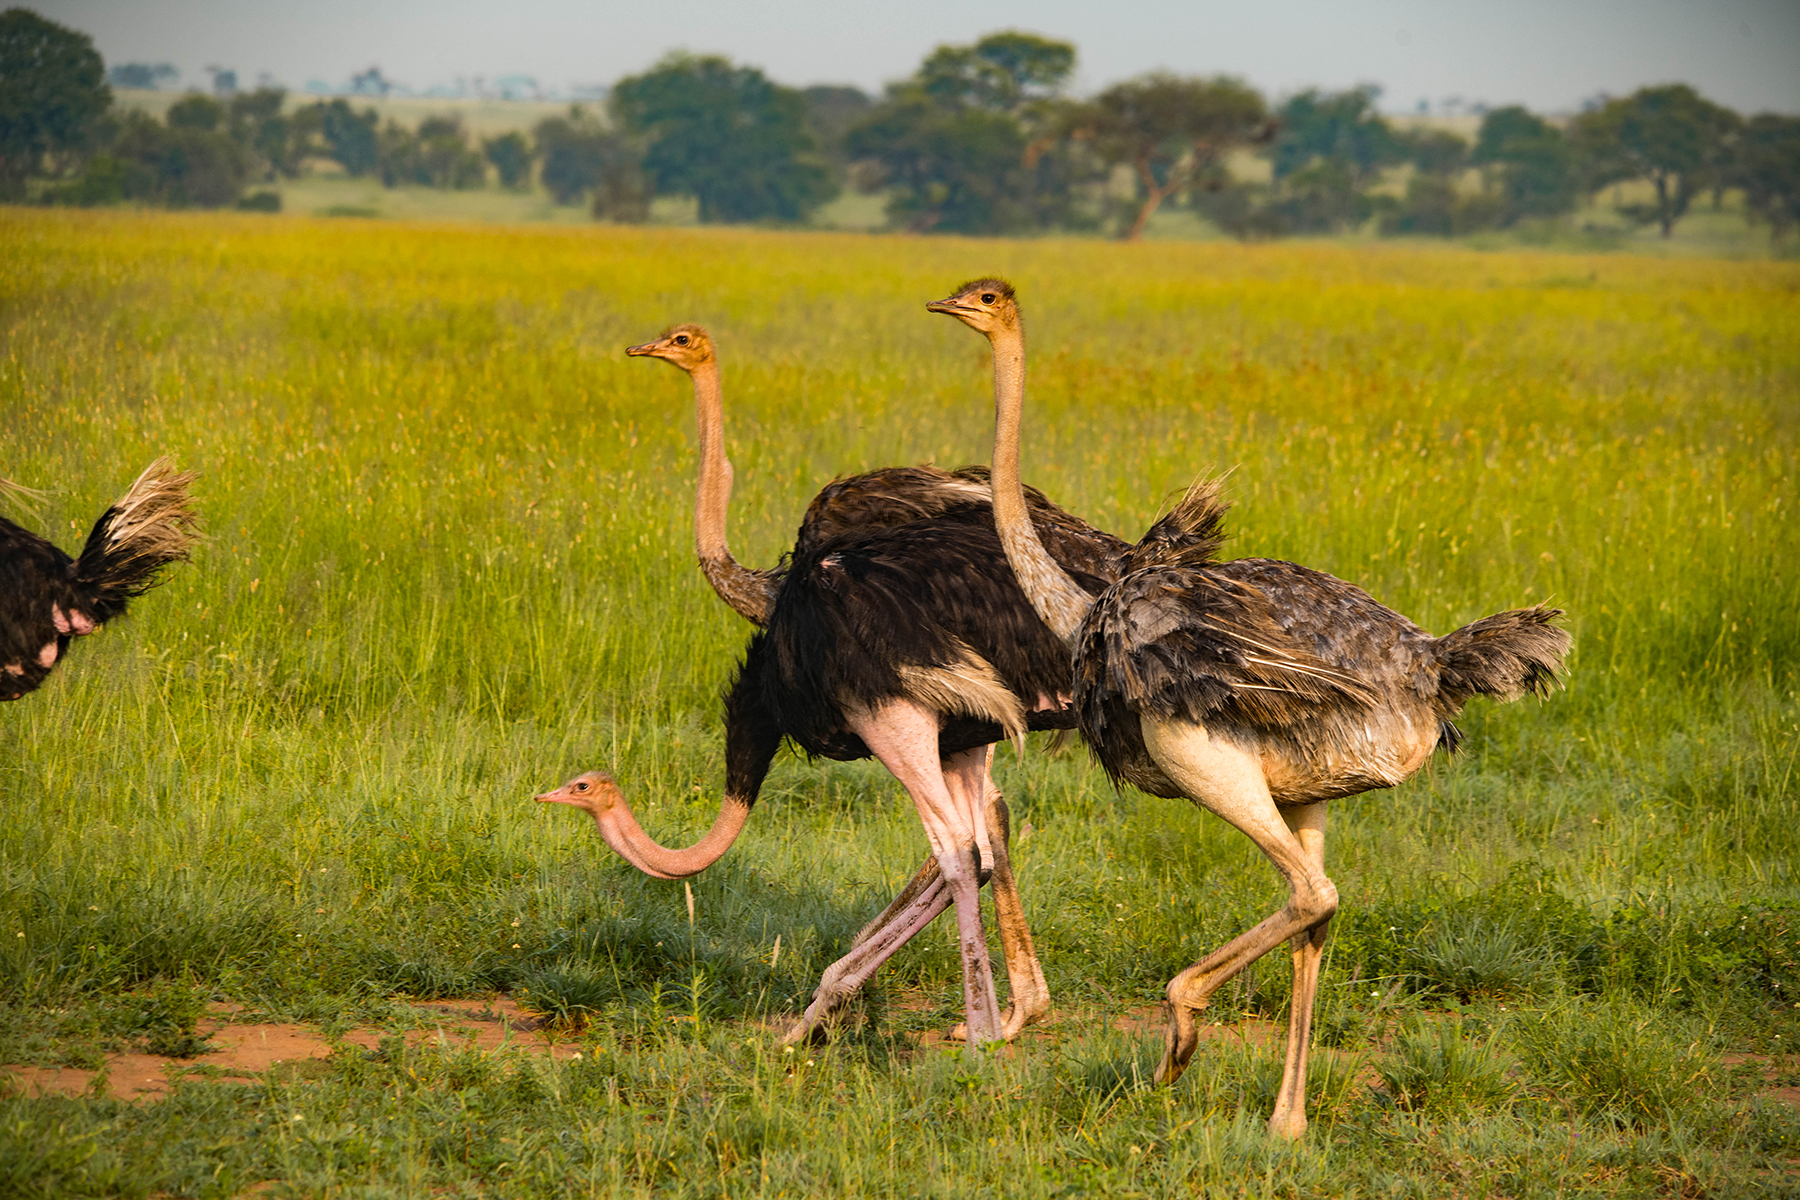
[535,770,623,818]
[925,279,1019,337]
[626,324,715,373]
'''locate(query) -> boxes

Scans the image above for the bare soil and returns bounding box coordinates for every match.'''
[1,998,577,1102]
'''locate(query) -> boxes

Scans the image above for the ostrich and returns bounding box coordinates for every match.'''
[541,329,1129,1045]
[1,458,199,701]
[928,278,1570,1137]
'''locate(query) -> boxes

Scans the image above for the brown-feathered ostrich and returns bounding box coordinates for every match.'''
[0,458,199,701]
[929,279,1570,1137]
[538,326,1129,1045]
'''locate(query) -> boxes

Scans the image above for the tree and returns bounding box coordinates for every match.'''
[1396,126,1468,176]
[1737,114,1800,244]
[1571,84,1740,237]
[100,107,247,208]
[416,114,484,188]
[0,7,110,197]
[914,30,1073,113]
[845,31,1094,234]
[612,53,835,223]
[295,98,378,176]
[483,130,531,189]
[801,85,872,165]
[227,87,296,180]
[108,62,177,90]
[1270,86,1400,186]
[1076,73,1267,240]
[376,119,423,186]
[1471,106,1576,224]
[1247,86,1403,235]
[534,105,646,219]
[167,93,224,131]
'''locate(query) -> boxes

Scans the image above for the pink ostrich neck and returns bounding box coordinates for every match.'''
[987,323,1092,644]
[598,790,753,880]
[690,359,770,625]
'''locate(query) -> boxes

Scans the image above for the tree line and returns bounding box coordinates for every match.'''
[4,9,1796,242]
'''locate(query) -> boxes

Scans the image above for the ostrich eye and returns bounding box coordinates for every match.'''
[674,335,689,346]
[980,293,996,305]
[574,780,589,792]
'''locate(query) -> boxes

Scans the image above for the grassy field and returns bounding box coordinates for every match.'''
[1,208,1798,1196]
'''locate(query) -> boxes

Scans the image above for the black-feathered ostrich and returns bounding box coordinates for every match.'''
[929,279,1570,1137]
[536,325,1128,1044]
[1,458,199,701]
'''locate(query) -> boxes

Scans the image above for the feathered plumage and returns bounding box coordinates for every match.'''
[1,458,199,700]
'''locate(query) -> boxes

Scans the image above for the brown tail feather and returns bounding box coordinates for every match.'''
[1124,477,1231,574]
[1434,605,1571,708]
[74,458,201,623]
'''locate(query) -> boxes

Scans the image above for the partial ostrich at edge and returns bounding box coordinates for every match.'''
[538,324,1129,1046]
[929,278,1570,1137]
[1,458,200,701]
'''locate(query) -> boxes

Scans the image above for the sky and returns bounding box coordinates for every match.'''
[36,0,1800,115]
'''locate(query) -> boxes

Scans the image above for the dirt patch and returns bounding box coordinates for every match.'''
[1,998,576,1102]
[1720,1052,1800,1111]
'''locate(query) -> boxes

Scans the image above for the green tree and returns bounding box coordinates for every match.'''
[534,105,646,219]
[1248,86,1402,235]
[1076,73,1267,240]
[166,93,224,131]
[1471,106,1576,223]
[101,107,247,208]
[483,130,531,189]
[1737,114,1800,244]
[376,119,423,186]
[0,7,110,197]
[846,31,1092,234]
[107,62,176,90]
[1571,84,1740,237]
[801,85,871,167]
[227,87,295,180]
[1396,126,1469,176]
[1271,86,1400,186]
[611,53,834,223]
[416,114,484,188]
[300,99,378,177]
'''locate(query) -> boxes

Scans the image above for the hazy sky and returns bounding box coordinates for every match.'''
[37,0,1800,114]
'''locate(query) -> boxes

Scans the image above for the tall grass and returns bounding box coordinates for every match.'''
[1,209,1797,1194]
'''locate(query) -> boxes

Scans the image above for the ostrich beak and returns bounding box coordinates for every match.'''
[625,341,660,357]
[925,297,972,316]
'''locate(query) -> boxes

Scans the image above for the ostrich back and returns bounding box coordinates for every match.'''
[1078,551,1567,804]
[751,506,1120,763]
[792,464,1123,565]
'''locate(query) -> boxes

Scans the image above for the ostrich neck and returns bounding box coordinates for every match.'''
[988,327,1093,645]
[691,361,770,625]
[595,789,752,880]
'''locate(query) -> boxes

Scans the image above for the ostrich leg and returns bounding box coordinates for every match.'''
[1139,719,1338,1124]
[1267,801,1330,1140]
[948,747,1048,1038]
[782,753,1047,1043]
[809,702,1001,1043]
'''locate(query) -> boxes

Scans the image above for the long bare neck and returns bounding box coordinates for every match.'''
[590,790,752,880]
[691,361,771,626]
[988,325,1093,645]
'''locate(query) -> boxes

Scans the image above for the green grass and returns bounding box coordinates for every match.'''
[1,208,1797,1195]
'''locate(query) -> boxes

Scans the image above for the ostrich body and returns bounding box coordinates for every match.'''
[0,459,199,701]
[544,328,1128,1045]
[930,279,1570,1137]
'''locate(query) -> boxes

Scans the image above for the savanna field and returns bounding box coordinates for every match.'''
[2,207,1798,1197]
